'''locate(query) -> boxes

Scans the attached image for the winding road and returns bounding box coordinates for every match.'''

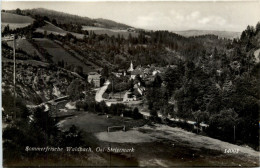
[95,80,110,102]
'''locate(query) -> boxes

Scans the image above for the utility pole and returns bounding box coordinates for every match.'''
[234,125,236,142]
[112,78,114,98]
[84,83,86,101]
[119,84,121,100]
[13,34,17,120]
[109,143,111,167]
[197,118,199,134]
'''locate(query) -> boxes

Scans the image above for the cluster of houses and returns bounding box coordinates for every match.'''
[87,61,167,102]
[87,61,166,87]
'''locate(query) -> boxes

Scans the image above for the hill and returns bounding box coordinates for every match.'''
[3,8,137,38]
[173,30,241,39]
[1,12,34,30]
[35,21,85,39]
[22,8,131,29]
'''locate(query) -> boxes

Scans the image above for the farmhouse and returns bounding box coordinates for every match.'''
[88,72,101,87]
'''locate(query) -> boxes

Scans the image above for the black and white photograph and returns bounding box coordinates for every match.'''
[1,0,260,167]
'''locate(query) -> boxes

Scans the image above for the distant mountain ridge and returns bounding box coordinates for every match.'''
[173,30,241,39]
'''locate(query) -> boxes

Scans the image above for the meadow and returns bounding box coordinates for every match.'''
[7,38,43,59]
[82,26,139,38]
[1,12,34,30]
[36,22,85,39]
[33,38,91,73]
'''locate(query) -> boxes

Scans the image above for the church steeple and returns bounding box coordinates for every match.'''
[128,61,134,72]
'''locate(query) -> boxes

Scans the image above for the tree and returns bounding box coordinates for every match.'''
[2,24,10,35]
[74,65,83,75]
[153,74,162,87]
[16,8,22,15]
[67,79,85,100]
[61,125,84,147]
[208,108,238,141]
[192,110,209,125]
[256,22,260,34]
[101,66,109,78]
[150,109,158,117]
[132,107,142,119]
[163,67,181,96]
[52,19,57,25]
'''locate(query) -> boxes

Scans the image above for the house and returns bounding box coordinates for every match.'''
[127,28,136,32]
[112,72,123,78]
[130,69,142,79]
[152,69,161,76]
[123,91,137,102]
[88,72,101,87]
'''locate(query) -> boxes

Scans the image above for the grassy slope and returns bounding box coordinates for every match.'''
[1,12,34,30]
[82,26,139,38]
[33,38,95,73]
[36,21,85,39]
[1,12,34,23]
[7,38,43,59]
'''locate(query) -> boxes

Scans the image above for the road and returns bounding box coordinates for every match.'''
[254,48,260,63]
[140,110,209,127]
[95,80,110,102]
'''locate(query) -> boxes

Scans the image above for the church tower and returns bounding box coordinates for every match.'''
[127,61,134,72]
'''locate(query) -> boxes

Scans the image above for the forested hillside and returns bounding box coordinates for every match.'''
[146,23,260,149]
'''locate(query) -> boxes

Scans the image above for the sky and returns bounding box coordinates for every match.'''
[1,1,260,32]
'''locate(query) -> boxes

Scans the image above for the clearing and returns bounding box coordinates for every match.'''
[82,26,139,38]
[33,38,92,73]
[36,21,85,39]
[6,38,43,59]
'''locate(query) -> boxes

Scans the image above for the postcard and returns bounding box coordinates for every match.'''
[1,1,259,167]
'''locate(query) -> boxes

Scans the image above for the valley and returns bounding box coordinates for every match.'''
[1,6,260,167]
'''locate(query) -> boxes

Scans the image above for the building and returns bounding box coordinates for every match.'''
[123,91,137,102]
[131,69,143,79]
[88,72,101,87]
[127,61,134,72]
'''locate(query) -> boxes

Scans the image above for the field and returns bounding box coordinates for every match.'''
[57,112,259,167]
[1,12,34,30]
[82,26,139,38]
[6,38,43,59]
[33,38,93,73]
[36,22,85,39]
